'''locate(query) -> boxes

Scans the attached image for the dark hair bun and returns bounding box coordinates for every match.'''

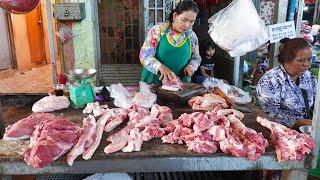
[279,38,290,44]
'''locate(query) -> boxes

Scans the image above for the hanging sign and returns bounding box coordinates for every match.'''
[268,21,296,43]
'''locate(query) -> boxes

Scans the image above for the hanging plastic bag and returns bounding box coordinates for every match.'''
[203,77,252,104]
[107,83,133,109]
[132,81,157,108]
[208,0,269,57]
[56,24,75,44]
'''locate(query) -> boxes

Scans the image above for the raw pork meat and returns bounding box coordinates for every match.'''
[67,115,96,166]
[188,93,229,110]
[3,113,57,141]
[222,115,268,160]
[82,111,114,160]
[257,116,314,162]
[122,128,143,152]
[83,102,108,117]
[24,119,80,168]
[104,108,128,132]
[140,123,165,141]
[161,77,183,91]
[32,96,70,113]
[150,104,173,123]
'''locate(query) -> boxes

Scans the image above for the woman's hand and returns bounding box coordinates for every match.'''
[292,119,312,130]
[158,65,177,81]
[184,64,194,77]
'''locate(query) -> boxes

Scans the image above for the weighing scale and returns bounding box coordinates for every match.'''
[66,68,96,109]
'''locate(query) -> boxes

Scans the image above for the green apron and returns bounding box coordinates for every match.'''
[141,27,192,85]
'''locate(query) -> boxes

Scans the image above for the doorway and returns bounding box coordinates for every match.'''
[26,6,46,67]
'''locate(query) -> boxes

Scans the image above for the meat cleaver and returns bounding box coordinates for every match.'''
[175,84,206,98]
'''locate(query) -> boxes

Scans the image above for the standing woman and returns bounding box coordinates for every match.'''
[140,0,201,85]
[256,38,316,129]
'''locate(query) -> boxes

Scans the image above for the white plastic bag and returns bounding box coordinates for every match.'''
[132,81,157,108]
[208,0,269,57]
[107,83,133,109]
[203,77,252,104]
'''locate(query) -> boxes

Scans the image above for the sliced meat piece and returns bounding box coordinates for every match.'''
[82,111,114,160]
[161,77,183,91]
[122,128,143,152]
[104,139,128,154]
[107,124,135,143]
[134,116,159,128]
[67,115,96,166]
[104,108,128,132]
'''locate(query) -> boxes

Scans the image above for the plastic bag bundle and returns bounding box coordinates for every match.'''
[107,83,133,109]
[107,82,157,109]
[132,82,157,108]
[203,78,252,104]
[208,0,269,57]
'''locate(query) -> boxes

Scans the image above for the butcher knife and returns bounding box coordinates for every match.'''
[214,87,252,113]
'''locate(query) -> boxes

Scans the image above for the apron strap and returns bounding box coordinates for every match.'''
[301,88,312,119]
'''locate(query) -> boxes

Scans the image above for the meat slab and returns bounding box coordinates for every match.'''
[24,119,81,168]
[3,113,57,141]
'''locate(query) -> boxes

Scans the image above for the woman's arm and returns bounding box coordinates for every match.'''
[139,25,164,75]
[188,32,201,71]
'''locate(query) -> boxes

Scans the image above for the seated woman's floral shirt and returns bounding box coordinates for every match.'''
[139,22,201,75]
[256,65,316,127]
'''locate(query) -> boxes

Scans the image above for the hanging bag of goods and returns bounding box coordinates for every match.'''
[208,0,269,57]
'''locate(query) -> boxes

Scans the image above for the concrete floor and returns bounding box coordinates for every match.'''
[0,64,53,95]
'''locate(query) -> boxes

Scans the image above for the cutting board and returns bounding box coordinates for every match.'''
[156,83,206,104]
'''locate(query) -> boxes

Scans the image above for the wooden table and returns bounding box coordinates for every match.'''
[0,96,313,179]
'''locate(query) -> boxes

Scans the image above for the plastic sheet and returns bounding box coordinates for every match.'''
[203,77,252,104]
[208,0,269,57]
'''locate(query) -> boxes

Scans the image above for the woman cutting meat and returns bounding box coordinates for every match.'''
[140,0,201,85]
[256,38,316,129]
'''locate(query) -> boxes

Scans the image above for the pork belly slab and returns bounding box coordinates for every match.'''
[3,113,58,141]
[67,115,96,166]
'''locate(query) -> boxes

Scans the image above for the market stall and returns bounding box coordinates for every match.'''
[0,94,317,180]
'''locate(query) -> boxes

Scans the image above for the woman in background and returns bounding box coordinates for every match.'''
[256,38,316,129]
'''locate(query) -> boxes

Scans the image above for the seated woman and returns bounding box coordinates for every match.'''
[256,38,316,129]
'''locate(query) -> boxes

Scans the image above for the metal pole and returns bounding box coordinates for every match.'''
[270,0,289,68]
[233,56,242,88]
[311,67,320,168]
[295,0,304,36]
[45,0,57,86]
[313,0,320,24]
